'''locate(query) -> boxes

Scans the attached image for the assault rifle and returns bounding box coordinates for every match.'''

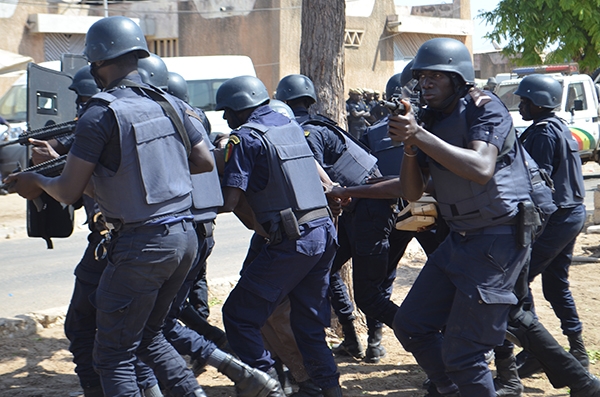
[0,155,67,211]
[381,79,422,117]
[0,120,76,148]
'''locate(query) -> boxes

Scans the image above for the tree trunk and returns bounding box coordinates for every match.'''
[300,0,347,129]
[299,0,366,335]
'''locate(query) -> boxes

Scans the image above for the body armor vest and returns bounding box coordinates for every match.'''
[521,116,585,208]
[428,97,532,231]
[243,120,328,225]
[90,88,192,223]
[302,117,379,186]
[191,128,223,222]
[363,117,404,176]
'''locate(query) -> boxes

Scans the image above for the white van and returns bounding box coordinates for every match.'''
[162,55,256,136]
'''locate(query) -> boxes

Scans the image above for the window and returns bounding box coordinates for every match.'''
[344,30,364,48]
[149,39,179,58]
[566,82,587,111]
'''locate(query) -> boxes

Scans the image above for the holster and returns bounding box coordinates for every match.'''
[517,201,541,247]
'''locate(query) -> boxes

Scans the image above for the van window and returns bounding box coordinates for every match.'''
[495,82,520,111]
[566,82,587,111]
[0,84,27,122]
[187,79,228,111]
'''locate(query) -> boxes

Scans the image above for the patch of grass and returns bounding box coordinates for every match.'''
[208,297,222,307]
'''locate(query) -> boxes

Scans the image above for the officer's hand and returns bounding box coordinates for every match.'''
[326,195,343,217]
[3,172,44,200]
[388,99,419,143]
[29,138,60,165]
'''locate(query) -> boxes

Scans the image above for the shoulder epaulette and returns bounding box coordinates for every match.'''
[468,87,492,107]
[91,91,117,104]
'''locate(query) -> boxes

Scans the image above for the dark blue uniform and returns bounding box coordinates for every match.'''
[71,73,203,396]
[393,91,532,397]
[221,105,340,390]
[520,115,586,335]
[346,98,369,139]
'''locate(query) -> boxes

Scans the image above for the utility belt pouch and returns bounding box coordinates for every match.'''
[280,208,301,240]
[517,201,540,247]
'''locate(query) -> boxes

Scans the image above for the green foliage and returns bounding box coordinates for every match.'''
[478,0,600,73]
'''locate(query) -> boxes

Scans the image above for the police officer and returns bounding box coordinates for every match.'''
[388,38,535,397]
[512,74,588,376]
[216,75,343,397]
[136,54,281,396]
[276,73,394,363]
[6,16,214,397]
[346,88,370,139]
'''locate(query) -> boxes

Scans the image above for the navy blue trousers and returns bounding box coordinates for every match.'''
[222,218,340,390]
[163,221,218,368]
[92,219,199,397]
[394,231,528,397]
[526,204,586,335]
[64,231,157,392]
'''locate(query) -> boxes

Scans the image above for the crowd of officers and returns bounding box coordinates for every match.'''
[4,14,600,397]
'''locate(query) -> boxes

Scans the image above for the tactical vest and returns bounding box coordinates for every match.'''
[90,88,193,223]
[521,116,585,208]
[362,117,404,176]
[191,128,223,222]
[302,117,379,186]
[243,120,328,225]
[428,97,532,231]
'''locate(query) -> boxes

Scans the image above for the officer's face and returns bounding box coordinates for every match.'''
[416,70,454,109]
[518,97,534,121]
[223,108,243,130]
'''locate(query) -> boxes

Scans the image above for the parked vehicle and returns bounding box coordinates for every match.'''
[0,61,63,181]
[162,55,256,137]
[495,63,600,164]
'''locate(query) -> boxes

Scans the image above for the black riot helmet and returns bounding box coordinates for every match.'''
[411,38,475,86]
[84,16,150,63]
[138,53,169,90]
[385,60,415,99]
[514,74,562,109]
[68,65,101,97]
[215,76,270,112]
[275,74,317,104]
[167,72,189,102]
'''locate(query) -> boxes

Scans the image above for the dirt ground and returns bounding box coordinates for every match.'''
[2,192,600,397]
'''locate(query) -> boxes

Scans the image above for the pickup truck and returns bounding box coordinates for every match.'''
[495,63,600,164]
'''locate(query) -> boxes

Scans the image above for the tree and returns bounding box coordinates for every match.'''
[299,0,346,127]
[479,0,600,73]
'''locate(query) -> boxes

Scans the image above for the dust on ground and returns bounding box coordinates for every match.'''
[1,192,600,396]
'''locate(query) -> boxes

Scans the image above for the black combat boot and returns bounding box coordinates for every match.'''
[571,375,600,397]
[493,354,524,397]
[568,332,590,370]
[424,382,460,397]
[515,350,542,379]
[364,327,386,364]
[331,321,365,360]
[290,379,323,397]
[321,385,344,397]
[273,358,293,396]
[216,355,285,397]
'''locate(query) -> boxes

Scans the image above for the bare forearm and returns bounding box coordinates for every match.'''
[337,178,403,199]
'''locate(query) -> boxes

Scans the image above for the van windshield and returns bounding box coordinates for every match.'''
[495,82,520,111]
[0,84,27,123]
[187,79,228,111]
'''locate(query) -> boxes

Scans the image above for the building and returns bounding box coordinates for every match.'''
[0,0,473,96]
